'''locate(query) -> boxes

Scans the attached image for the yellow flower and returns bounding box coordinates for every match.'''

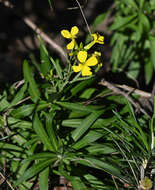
[92,51,102,71]
[84,33,104,50]
[92,33,104,44]
[61,26,79,50]
[72,51,98,76]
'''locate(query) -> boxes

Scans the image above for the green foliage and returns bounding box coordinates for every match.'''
[0,1,155,189]
[0,36,154,189]
[109,0,155,84]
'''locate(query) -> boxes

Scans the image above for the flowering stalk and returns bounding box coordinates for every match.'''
[61,26,104,77]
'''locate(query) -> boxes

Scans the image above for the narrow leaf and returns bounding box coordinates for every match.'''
[73,130,103,149]
[22,152,57,163]
[56,101,103,113]
[49,57,63,79]
[16,158,55,185]
[45,112,58,151]
[33,112,54,151]
[72,110,104,141]
[149,36,155,70]
[39,167,49,190]
[109,14,137,30]
[23,60,40,102]
[38,36,51,75]
[9,83,28,107]
[0,95,10,112]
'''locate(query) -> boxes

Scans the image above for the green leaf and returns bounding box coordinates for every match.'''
[33,112,54,151]
[145,60,153,84]
[9,83,28,107]
[70,78,95,97]
[29,53,41,73]
[16,158,55,185]
[127,61,140,79]
[92,12,107,30]
[39,36,51,76]
[149,36,155,70]
[150,0,155,8]
[0,116,32,129]
[62,119,82,128]
[56,101,103,113]
[62,117,115,129]
[0,95,10,112]
[72,110,104,141]
[11,104,34,118]
[49,57,63,79]
[109,14,137,30]
[11,101,50,119]
[86,144,117,155]
[70,176,87,190]
[22,152,57,163]
[140,13,150,33]
[139,0,145,8]
[23,60,40,102]
[45,112,59,151]
[0,142,23,152]
[72,130,103,149]
[80,88,96,99]
[39,167,49,190]
[48,0,54,11]
[84,174,107,189]
[123,0,138,9]
[78,157,122,178]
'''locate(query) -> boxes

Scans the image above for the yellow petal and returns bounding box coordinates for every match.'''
[81,65,92,76]
[92,33,104,44]
[71,26,79,36]
[98,36,104,44]
[85,56,98,66]
[72,64,83,72]
[66,40,75,50]
[61,30,72,39]
[92,34,97,41]
[77,51,87,63]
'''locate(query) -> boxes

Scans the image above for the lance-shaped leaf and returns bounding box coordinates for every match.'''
[33,112,54,151]
[9,82,28,108]
[39,167,49,190]
[72,110,104,141]
[38,36,51,76]
[23,60,40,102]
[16,158,56,185]
[72,130,103,149]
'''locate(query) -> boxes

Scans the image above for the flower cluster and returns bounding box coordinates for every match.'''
[61,26,104,76]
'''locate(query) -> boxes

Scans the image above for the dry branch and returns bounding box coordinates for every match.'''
[99,79,152,118]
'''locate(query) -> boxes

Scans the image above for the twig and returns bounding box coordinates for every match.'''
[75,0,92,36]
[0,0,67,62]
[0,172,15,190]
[23,17,67,61]
[115,84,152,98]
[67,0,87,10]
[112,175,120,190]
[12,79,25,89]
[99,79,151,118]
[12,96,31,107]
